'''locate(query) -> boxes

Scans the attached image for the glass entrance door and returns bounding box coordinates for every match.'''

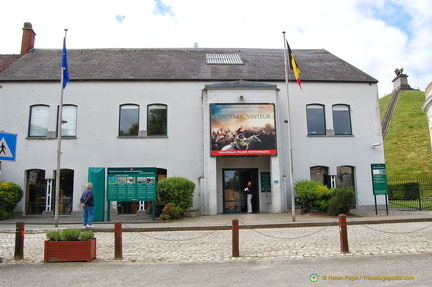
[223,169,258,213]
[223,170,241,213]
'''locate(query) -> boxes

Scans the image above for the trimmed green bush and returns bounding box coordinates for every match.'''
[388,182,419,200]
[80,231,95,241]
[157,177,195,214]
[294,180,329,212]
[160,203,183,221]
[46,229,94,241]
[328,188,356,216]
[0,181,23,220]
[46,231,62,241]
[61,229,81,241]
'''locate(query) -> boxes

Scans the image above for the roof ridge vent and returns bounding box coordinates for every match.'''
[206,53,243,65]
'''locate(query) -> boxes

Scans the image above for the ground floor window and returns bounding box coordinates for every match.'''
[57,169,74,215]
[336,165,355,189]
[25,169,74,215]
[310,166,329,187]
[26,169,46,215]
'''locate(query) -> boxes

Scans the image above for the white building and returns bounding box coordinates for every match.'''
[422,81,432,149]
[0,24,386,219]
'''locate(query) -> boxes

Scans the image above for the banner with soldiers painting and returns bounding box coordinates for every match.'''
[210,104,277,156]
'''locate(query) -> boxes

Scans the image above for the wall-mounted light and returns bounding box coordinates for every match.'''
[239,95,243,100]
[372,143,382,148]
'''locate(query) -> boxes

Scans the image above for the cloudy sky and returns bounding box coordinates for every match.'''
[1,0,430,96]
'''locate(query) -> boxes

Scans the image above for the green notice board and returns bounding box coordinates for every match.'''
[261,172,271,192]
[371,164,388,195]
[107,167,157,201]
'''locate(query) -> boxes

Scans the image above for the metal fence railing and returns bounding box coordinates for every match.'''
[387,178,432,210]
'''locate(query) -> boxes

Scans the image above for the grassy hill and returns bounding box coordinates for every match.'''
[380,90,432,180]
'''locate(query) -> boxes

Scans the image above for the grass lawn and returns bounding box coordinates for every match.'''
[380,90,432,180]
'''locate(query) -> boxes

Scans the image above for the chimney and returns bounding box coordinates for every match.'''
[21,22,36,56]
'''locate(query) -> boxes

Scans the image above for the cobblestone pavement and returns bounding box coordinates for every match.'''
[2,220,432,264]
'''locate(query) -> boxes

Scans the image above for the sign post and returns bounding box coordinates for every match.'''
[371,164,389,215]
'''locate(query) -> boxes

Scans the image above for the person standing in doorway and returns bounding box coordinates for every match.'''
[80,182,94,228]
[244,181,254,213]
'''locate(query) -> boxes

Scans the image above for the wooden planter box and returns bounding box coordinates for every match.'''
[44,238,96,262]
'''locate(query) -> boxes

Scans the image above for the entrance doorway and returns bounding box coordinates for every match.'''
[223,169,258,213]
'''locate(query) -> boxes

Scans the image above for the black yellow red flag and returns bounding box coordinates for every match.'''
[286,40,302,90]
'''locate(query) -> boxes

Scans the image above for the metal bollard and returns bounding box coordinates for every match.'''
[338,214,349,253]
[14,222,25,260]
[114,221,123,259]
[232,218,239,257]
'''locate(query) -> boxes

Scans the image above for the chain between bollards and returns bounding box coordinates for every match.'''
[339,214,349,253]
[232,218,239,257]
[14,222,25,260]
[114,221,123,259]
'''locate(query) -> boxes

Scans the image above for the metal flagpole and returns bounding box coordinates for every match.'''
[282,31,296,222]
[54,29,68,227]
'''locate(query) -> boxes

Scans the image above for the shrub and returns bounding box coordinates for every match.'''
[160,203,183,221]
[328,187,356,216]
[157,177,195,214]
[61,229,81,241]
[46,229,94,241]
[80,231,95,241]
[0,181,23,220]
[46,231,62,241]
[294,180,329,212]
[388,182,419,200]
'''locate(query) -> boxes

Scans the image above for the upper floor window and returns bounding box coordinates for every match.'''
[58,105,77,137]
[119,104,139,136]
[332,105,352,135]
[306,104,326,135]
[147,104,167,136]
[29,105,49,137]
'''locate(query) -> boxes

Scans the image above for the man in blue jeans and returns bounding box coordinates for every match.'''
[80,183,94,228]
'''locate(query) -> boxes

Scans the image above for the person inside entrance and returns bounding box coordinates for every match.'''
[244,181,254,213]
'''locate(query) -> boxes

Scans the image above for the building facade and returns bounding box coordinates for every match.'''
[0,24,386,219]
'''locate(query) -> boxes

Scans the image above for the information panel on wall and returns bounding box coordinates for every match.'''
[371,164,388,195]
[210,104,277,156]
[260,172,271,192]
[107,167,157,201]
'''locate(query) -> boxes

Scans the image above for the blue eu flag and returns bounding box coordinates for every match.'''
[62,37,69,89]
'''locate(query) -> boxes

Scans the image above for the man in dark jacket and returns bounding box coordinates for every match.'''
[80,182,94,228]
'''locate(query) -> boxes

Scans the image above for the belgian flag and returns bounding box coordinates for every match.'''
[286,40,302,90]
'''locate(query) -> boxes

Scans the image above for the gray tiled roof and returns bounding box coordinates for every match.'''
[0,54,20,73]
[0,48,377,83]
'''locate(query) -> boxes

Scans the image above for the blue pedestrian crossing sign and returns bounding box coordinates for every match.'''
[0,132,17,161]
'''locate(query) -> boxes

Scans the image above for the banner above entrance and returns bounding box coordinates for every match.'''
[210,104,277,156]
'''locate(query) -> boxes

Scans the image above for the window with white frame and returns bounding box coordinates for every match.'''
[57,105,77,137]
[29,105,49,137]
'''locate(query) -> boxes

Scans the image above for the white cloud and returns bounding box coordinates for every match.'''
[0,0,430,95]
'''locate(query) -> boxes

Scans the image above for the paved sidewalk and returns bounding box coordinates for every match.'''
[1,209,432,232]
[1,210,432,264]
